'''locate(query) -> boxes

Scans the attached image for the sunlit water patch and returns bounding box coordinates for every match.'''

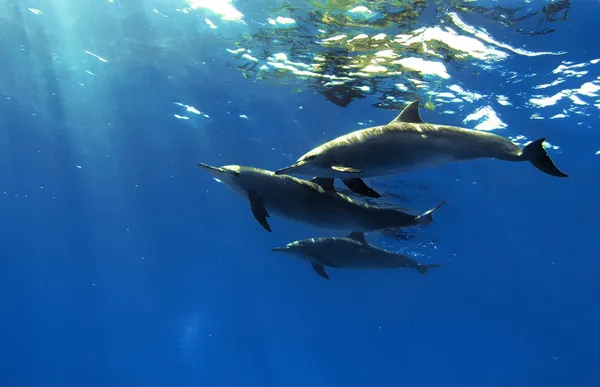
[2,0,586,159]
[184,0,245,23]
[176,1,593,157]
[4,0,581,144]
[181,1,570,118]
[527,59,600,131]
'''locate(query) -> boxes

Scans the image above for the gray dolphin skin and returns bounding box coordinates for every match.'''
[274,100,569,198]
[271,231,443,280]
[197,163,445,232]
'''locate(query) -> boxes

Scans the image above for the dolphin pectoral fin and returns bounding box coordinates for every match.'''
[311,177,335,191]
[248,191,272,232]
[416,264,443,275]
[346,231,368,244]
[390,100,424,124]
[319,258,338,268]
[311,262,330,280]
[331,165,362,173]
[342,178,381,198]
[415,201,446,226]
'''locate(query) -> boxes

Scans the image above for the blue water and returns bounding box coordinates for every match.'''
[1,1,599,386]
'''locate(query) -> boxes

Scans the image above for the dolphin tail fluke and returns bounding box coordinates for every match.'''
[415,201,446,226]
[416,264,443,275]
[522,138,569,178]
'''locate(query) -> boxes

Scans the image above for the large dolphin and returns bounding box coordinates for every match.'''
[197,163,445,232]
[271,231,443,280]
[274,100,569,198]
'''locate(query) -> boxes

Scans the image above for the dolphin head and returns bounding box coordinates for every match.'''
[271,240,323,264]
[270,242,300,254]
[197,163,244,190]
[274,150,324,176]
[271,241,312,257]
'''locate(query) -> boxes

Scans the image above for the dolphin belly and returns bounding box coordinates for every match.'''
[311,156,453,178]
[240,178,383,231]
[260,186,431,232]
[264,201,372,231]
[357,153,457,177]
[219,169,432,232]
[321,124,516,178]
[325,139,460,178]
[303,241,392,269]
[313,247,417,269]
[327,255,390,269]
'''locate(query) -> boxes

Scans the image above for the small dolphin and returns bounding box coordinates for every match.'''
[197,163,445,232]
[271,231,443,280]
[275,100,568,198]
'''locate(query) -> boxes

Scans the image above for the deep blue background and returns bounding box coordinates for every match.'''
[1,1,599,387]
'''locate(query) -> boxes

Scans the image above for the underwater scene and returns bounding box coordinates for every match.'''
[1,0,599,386]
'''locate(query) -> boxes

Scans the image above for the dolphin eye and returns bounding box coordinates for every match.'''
[304,155,316,161]
[228,170,240,176]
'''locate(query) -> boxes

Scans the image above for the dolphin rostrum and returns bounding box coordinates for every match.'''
[197,163,445,232]
[274,100,568,198]
[271,231,443,280]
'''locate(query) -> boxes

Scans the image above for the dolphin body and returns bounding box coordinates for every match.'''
[274,100,569,198]
[271,231,443,280]
[197,163,445,232]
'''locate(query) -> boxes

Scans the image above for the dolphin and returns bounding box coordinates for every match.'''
[271,231,443,280]
[197,163,445,232]
[274,100,568,198]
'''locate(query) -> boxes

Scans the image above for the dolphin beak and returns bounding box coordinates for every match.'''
[274,162,302,175]
[197,162,226,177]
[270,247,289,253]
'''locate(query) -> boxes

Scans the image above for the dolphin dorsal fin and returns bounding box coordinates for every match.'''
[311,177,335,191]
[346,231,367,244]
[390,100,424,124]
